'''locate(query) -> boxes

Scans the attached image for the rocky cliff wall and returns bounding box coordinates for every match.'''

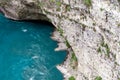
[0,0,120,80]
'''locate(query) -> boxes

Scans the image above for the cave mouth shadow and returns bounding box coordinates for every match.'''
[24,20,53,26]
[0,13,55,28]
[18,20,55,28]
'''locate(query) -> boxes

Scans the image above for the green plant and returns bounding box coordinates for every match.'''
[56,1,61,7]
[57,27,63,36]
[70,52,78,69]
[100,41,110,57]
[95,76,102,80]
[115,62,117,65]
[118,23,120,27]
[66,5,71,11]
[105,43,110,57]
[50,0,55,2]
[44,10,51,14]
[65,39,71,48]
[97,47,101,53]
[84,0,92,7]
[39,2,44,7]
[57,27,71,48]
[69,76,76,80]
[93,22,96,26]
[71,52,77,62]
[56,7,61,11]
[100,8,104,11]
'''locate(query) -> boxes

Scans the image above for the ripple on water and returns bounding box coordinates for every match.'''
[0,14,66,80]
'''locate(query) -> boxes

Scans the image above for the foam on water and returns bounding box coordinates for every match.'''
[0,14,66,80]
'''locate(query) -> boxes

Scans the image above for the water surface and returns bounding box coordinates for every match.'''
[0,14,66,80]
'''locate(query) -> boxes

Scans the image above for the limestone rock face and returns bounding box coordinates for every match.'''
[0,0,48,20]
[0,0,120,80]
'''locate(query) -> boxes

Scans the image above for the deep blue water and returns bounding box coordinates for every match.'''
[0,14,66,80]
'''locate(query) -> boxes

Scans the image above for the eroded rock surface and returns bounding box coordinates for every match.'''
[0,0,120,80]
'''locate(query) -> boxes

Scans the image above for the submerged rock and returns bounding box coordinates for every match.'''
[0,0,120,80]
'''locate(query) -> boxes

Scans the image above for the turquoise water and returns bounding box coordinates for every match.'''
[0,14,66,80]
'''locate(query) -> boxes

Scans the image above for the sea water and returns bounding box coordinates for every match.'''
[0,14,66,80]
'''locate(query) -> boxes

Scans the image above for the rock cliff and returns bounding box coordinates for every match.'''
[0,0,120,80]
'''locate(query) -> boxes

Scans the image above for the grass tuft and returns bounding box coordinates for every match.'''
[95,76,102,80]
[69,76,76,80]
[84,0,92,7]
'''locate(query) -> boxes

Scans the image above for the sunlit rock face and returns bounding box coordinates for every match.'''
[0,0,120,80]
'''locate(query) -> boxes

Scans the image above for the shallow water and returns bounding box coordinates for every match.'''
[0,14,66,80]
